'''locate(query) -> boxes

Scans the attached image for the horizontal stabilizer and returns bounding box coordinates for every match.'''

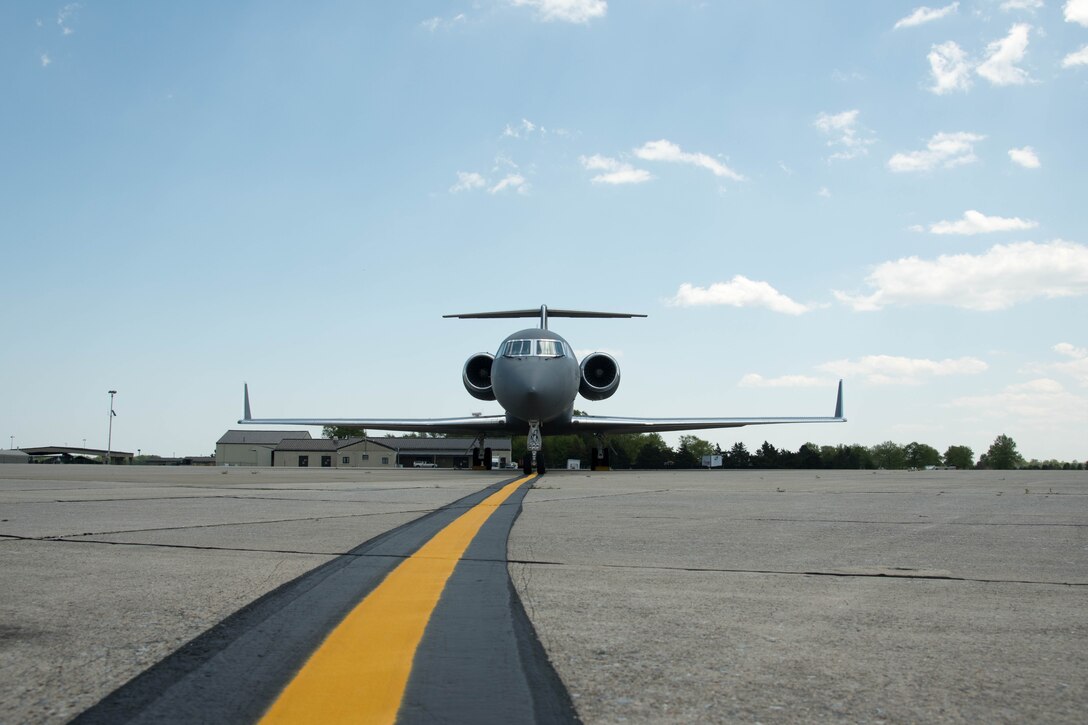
[444,308,645,319]
[445,304,645,330]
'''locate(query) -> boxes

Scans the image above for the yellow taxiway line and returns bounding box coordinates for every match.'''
[259,474,535,725]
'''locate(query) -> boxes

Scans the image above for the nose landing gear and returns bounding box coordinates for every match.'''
[523,420,545,475]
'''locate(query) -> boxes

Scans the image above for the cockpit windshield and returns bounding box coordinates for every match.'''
[500,339,567,358]
[536,340,563,357]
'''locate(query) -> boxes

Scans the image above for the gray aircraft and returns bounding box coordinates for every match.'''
[241,305,845,474]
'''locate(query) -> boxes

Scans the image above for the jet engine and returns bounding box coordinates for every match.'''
[579,352,620,401]
[462,353,496,401]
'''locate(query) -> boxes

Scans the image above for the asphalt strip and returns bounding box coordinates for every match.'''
[72,475,579,725]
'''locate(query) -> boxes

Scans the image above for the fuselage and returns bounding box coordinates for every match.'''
[491,328,579,430]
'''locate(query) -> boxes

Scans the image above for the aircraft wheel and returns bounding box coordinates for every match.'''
[522,454,532,476]
[536,458,546,475]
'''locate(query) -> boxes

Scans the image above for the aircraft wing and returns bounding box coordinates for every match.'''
[569,380,846,434]
[237,385,510,434]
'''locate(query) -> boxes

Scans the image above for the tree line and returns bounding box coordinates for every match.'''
[512,432,1084,471]
[323,425,1082,471]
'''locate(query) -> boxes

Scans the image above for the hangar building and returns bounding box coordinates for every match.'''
[215,430,312,467]
[215,430,513,469]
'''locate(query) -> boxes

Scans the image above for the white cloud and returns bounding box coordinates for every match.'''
[887,131,985,172]
[1001,0,1043,11]
[1062,45,1088,67]
[928,209,1038,235]
[1065,0,1088,26]
[834,240,1088,311]
[633,139,745,181]
[1051,343,1088,385]
[813,110,876,161]
[977,23,1032,86]
[509,0,607,23]
[894,2,959,29]
[928,41,973,94]
[951,379,1087,421]
[832,69,866,82]
[502,118,538,138]
[1008,146,1041,167]
[668,277,811,315]
[489,173,528,194]
[739,374,827,388]
[40,53,51,67]
[450,171,486,193]
[57,3,80,35]
[579,154,652,185]
[421,13,466,31]
[818,186,832,198]
[819,355,987,385]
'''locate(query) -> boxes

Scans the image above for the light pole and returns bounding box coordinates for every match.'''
[107,390,117,465]
[8,435,12,450]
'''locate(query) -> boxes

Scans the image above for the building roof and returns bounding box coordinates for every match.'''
[0,449,30,463]
[217,430,313,445]
[20,446,134,457]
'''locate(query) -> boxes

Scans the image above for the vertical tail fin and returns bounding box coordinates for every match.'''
[243,383,252,421]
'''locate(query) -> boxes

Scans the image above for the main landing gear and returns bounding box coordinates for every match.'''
[471,436,492,471]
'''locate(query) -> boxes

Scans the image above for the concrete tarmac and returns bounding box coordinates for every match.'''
[2,465,1086,723]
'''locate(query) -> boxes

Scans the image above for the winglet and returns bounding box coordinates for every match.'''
[243,383,252,421]
[834,379,844,420]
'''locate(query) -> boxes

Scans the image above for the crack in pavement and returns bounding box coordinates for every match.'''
[0,500,531,540]
[49,495,471,504]
[626,516,1088,527]
[505,558,1088,587]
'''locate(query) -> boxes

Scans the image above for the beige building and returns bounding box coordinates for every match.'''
[273,437,398,468]
[215,430,312,467]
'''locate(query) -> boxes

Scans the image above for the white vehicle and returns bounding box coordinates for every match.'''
[413,461,438,468]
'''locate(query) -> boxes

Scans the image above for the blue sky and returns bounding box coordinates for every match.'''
[2,1,1086,461]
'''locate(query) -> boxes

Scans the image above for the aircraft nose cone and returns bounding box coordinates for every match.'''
[493,358,571,423]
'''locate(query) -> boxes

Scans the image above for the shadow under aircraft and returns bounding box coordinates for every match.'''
[241,305,844,475]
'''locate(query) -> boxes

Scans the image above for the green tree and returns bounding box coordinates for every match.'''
[943,445,974,469]
[322,425,366,439]
[753,441,779,469]
[723,442,749,468]
[822,444,873,469]
[981,434,1024,470]
[904,442,942,469]
[869,441,906,469]
[796,442,822,469]
[634,434,673,469]
[676,435,714,468]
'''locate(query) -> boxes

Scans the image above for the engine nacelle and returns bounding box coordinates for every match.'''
[462,353,496,401]
[579,352,620,401]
